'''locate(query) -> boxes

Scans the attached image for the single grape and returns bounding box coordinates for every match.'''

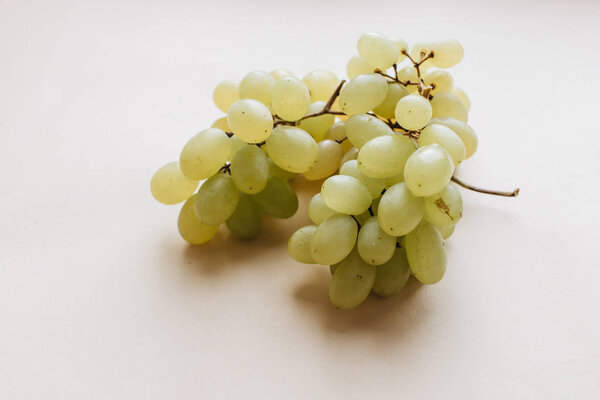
[452,86,471,111]
[357,32,399,70]
[151,162,199,205]
[430,39,464,69]
[344,113,393,149]
[339,74,388,116]
[418,123,466,167]
[403,220,447,284]
[339,159,385,199]
[423,183,463,227]
[377,182,424,236]
[252,175,298,219]
[390,37,408,63]
[194,174,240,225]
[238,70,274,105]
[357,134,416,179]
[346,55,375,79]
[271,76,311,122]
[397,65,419,85]
[288,225,318,264]
[357,216,396,265]
[303,70,339,102]
[329,249,376,309]
[423,69,454,95]
[226,193,262,240]
[321,175,372,215]
[265,126,318,173]
[179,128,231,180]
[230,145,269,194]
[178,195,219,245]
[372,246,411,298]
[213,80,239,113]
[270,68,295,82]
[308,193,338,225]
[430,117,478,159]
[430,92,468,122]
[394,94,433,131]
[227,99,274,143]
[297,101,335,141]
[404,144,454,197]
[373,83,409,119]
[310,214,358,265]
[303,140,343,181]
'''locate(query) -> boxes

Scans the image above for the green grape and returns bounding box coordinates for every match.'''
[437,224,455,240]
[151,162,199,205]
[357,135,415,178]
[227,99,274,143]
[404,144,454,197]
[377,182,424,236]
[397,65,419,85]
[310,214,358,265]
[372,246,411,297]
[230,145,269,194]
[339,147,359,169]
[238,70,275,105]
[213,80,239,113]
[297,101,335,141]
[329,249,376,309]
[357,216,396,265]
[288,225,318,264]
[252,175,298,219]
[430,117,478,159]
[271,76,311,121]
[410,41,433,67]
[357,32,399,70]
[304,140,343,181]
[178,195,219,245]
[179,128,232,180]
[270,68,295,82]
[430,39,464,69]
[226,193,262,240]
[339,160,385,199]
[211,116,230,131]
[423,183,463,227]
[303,69,339,102]
[418,123,466,167]
[403,220,447,284]
[265,126,318,173]
[228,136,246,160]
[390,37,408,63]
[339,74,388,116]
[308,193,338,225]
[373,83,409,119]
[345,113,393,149]
[321,175,372,215]
[346,55,375,79]
[394,94,432,131]
[452,86,471,111]
[267,158,298,181]
[423,69,454,95]
[325,121,352,152]
[194,174,240,225]
[430,92,468,122]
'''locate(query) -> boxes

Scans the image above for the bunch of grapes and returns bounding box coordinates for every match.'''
[151,32,518,309]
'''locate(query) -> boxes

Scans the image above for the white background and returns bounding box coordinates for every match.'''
[1,0,599,398]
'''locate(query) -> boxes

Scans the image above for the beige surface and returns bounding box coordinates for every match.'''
[1,0,599,398]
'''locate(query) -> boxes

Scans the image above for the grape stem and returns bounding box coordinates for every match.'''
[451,176,520,197]
[297,79,346,122]
[218,162,232,175]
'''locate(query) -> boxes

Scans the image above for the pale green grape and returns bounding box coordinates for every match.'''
[310,214,358,265]
[226,193,262,240]
[227,99,274,143]
[397,65,419,84]
[339,147,359,169]
[230,145,269,194]
[329,249,376,309]
[325,121,352,152]
[297,101,335,141]
[418,124,466,166]
[423,183,463,227]
[304,140,343,180]
[228,136,246,160]
[321,175,372,215]
[357,135,415,178]
[430,92,468,122]
[357,216,396,265]
[178,195,219,244]
[404,144,454,197]
[265,126,318,173]
[373,83,409,119]
[377,182,424,236]
[303,69,339,102]
[410,41,433,67]
[346,55,375,79]
[194,174,240,225]
[288,225,318,264]
[238,70,274,105]
[213,80,239,113]
[390,37,408,63]
[423,69,454,95]
[345,113,393,149]
[403,220,447,284]
[211,116,230,131]
[394,94,432,131]
[339,74,388,116]
[271,76,311,121]
[267,159,298,181]
[151,162,199,205]
[308,193,338,225]
[452,86,471,111]
[357,32,399,70]
[252,175,298,219]
[270,68,295,82]
[430,39,464,69]
[430,117,478,158]
[340,160,385,199]
[179,128,232,180]
[372,247,411,297]
[437,224,455,240]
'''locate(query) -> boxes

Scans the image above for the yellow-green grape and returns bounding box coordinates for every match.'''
[151,162,199,205]
[211,116,229,131]
[227,99,273,143]
[397,65,419,84]
[423,183,463,227]
[252,175,298,219]
[308,193,338,225]
[385,174,404,187]
[357,135,415,179]
[430,92,468,122]
[230,145,269,194]
[418,124,466,167]
[345,113,393,149]
[310,214,358,265]
[339,160,385,199]
[303,140,343,181]
[410,41,433,66]
[265,126,318,173]
[357,216,396,265]
[372,246,411,297]
[303,69,339,102]
[430,117,478,159]
[321,175,372,215]
[238,70,274,105]
[339,147,359,169]
[213,80,239,113]
[329,249,376,309]
[390,37,408,63]
[271,77,311,121]
[403,220,447,284]
[228,136,246,161]
[325,121,352,152]
[194,174,240,225]
[297,101,335,141]
[452,86,471,111]
[357,32,399,70]
[288,225,318,264]
[430,39,464,69]
[377,182,424,236]
[270,68,295,82]
[404,144,454,197]
[178,195,219,245]
[394,94,433,131]
[267,158,298,181]
[179,128,231,180]
[437,224,455,240]
[226,193,262,240]
[423,69,454,95]
[346,55,375,79]
[339,74,388,116]
[373,83,409,119]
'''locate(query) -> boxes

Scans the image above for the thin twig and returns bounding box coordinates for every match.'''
[296,80,346,123]
[218,162,231,175]
[452,176,520,197]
